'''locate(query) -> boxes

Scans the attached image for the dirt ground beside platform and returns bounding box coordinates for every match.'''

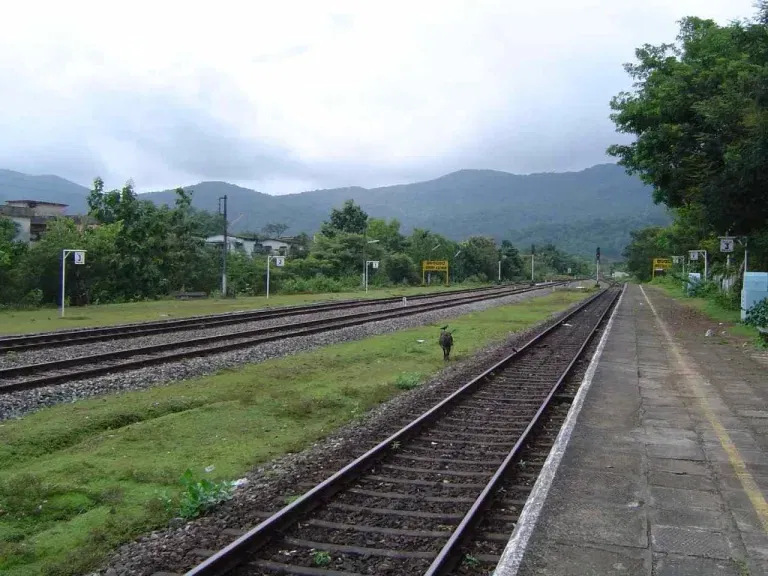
[642,285,768,444]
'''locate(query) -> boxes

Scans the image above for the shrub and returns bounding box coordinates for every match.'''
[161,468,234,520]
[745,298,768,328]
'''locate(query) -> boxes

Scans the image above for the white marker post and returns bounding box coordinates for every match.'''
[365,260,379,292]
[689,249,708,281]
[61,249,87,317]
[266,255,285,299]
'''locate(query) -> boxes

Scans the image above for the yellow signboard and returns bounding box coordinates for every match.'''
[422,260,449,285]
[423,260,449,272]
[652,257,673,278]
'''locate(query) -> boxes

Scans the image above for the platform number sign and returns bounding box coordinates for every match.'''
[74,251,86,265]
[274,256,285,267]
[372,261,379,269]
[689,250,699,261]
[720,238,734,253]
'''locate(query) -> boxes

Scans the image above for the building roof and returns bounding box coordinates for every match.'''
[5,200,69,207]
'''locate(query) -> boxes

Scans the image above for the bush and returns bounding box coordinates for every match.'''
[745,298,768,328]
[279,275,358,295]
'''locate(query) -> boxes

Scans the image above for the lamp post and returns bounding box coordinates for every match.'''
[218,195,228,297]
[427,243,440,285]
[453,249,461,284]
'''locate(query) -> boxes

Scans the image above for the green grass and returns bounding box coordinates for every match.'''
[0,283,492,336]
[0,289,591,576]
[648,277,757,339]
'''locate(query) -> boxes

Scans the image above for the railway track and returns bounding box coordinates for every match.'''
[163,285,622,576]
[0,284,536,353]
[0,282,569,394]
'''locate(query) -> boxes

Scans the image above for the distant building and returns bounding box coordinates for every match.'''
[612,271,630,279]
[258,238,291,255]
[0,200,90,243]
[204,235,258,256]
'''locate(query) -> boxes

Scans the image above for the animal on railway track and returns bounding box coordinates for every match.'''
[439,325,455,360]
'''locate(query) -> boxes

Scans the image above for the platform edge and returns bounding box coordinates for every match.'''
[492,284,627,576]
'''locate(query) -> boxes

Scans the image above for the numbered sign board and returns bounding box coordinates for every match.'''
[372,261,379,269]
[74,251,86,265]
[720,238,734,253]
[274,256,285,267]
[688,250,699,261]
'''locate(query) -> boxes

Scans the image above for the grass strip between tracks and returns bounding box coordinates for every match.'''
[0,289,592,576]
[0,283,493,336]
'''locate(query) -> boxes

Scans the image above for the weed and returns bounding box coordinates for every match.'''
[284,494,301,504]
[463,554,481,568]
[162,469,234,520]
[394,373,421,390]
[391,441,401,450]
[733,557,750,576]
[311,550,331,567]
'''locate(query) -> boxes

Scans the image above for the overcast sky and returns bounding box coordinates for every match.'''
[0,0,757,195]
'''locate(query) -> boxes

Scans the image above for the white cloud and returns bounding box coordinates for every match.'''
[0,0,757,193]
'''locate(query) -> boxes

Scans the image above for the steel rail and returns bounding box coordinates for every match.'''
[422,283,623,575]
[0,283,568,393]
[0,284,539,352]
[182,287,615,576]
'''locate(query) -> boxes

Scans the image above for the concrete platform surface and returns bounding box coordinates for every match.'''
[496,284,768,576]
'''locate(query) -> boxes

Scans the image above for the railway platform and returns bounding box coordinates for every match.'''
[496,283,768,576]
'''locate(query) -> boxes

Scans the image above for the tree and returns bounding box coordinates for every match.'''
[623,227,668,281]
[382,253,418,284]
[366,218,407,253]
[262,222,289,238]
[607,13,768,239]
[499,240,524,279]
[320,200,368,237]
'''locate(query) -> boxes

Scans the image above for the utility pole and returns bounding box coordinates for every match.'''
[218,195,228,297]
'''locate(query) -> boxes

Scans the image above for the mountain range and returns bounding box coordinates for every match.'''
[0,164,671,259]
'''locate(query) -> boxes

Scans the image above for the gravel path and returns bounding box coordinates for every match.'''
[0,287,517,369]
[0,287,562,422]
[91,290,591,576]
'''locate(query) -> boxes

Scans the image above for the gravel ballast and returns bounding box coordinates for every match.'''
[0,286,567,422]
[87,290,595,576]
[0,287,518,369]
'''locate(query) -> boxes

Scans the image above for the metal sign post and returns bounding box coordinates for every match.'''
[364,260,380,292]
[266,255,285,299]
[688,250,708,281]
[720,236,734,270]
[60,249,87,317]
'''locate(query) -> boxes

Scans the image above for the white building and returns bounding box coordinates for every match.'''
[259,238,291,254]
[0,200,74,243]
[204,235,257,256]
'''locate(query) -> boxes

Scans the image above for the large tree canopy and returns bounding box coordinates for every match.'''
[608,13,768,238]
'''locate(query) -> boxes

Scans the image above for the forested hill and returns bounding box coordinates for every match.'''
[142,164,671,258]
[0,163,671,258]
